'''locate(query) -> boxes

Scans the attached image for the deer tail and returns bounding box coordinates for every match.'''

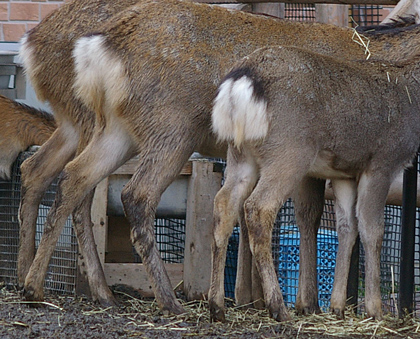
[212,67,268,148]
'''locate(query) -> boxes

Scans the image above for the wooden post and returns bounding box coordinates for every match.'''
[183,159,223,300]
[315,4,349,26]
[252,3,285,17]
[76,178,109,296]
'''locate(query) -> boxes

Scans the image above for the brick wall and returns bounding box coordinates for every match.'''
[0,1,64,42]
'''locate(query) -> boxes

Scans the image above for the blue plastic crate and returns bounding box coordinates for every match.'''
[278,226,338,309]
[224,225,338,309]
[224,227,239,298]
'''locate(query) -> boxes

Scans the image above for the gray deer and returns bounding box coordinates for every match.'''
[19,0,417,317]
[211,43,420,321]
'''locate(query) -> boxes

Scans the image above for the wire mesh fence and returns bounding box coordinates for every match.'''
[0,150,188,295]
[284,3,315,21]
[350,5,383,27]
[0,150,77,294]
[133,218,185,264]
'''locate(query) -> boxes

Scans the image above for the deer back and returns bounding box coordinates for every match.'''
[73,0,418,156]
[213,46,420,178]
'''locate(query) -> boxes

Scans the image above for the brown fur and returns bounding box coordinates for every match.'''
[18,0,139,309]
[0,95,55,179]
[19,0,420,317]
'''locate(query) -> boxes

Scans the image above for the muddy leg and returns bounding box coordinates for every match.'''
[209,146,258,322]
[329,179,359,319]
[356,173,390,320]
[121,144,202,315]
[244,158,309,321]
[72,190,117,306]
[293,177,325,315]
[18,127,78,287]
[235,212,264,309]
[24,127,133,302]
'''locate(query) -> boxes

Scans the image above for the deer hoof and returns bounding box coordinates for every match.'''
[331,307,345,319]
[296,305,321,316]
[23,287,44,306]
[269,305,291,322]
[97,294,119,308]
[366,308,383,321]
[209,301,226,322]
[161,299,185,315]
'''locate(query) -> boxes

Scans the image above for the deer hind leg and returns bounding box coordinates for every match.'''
[355,172,390,320]
[120,142,198,316]
[235,210,264,309]
[68,132,117,307]
[209,146,258,322]
[293,176,325,315]
[18,125,79,287]
[23,125,134,302]
[244,155,310,322]
[71,186,117,307]
[329,179,358,319]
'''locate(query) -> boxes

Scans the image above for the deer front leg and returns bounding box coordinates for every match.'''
[24,125,133,303]
[293,176,325,315]
[18,127,78,287]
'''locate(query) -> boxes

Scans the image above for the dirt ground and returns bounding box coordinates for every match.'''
[1,284,420,339]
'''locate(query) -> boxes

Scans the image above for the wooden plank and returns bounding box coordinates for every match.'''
[106,216,135,263]
[0,88,15,99]
[91,178,109,266]
[315,4,349,27]
[252,2,285,17]
[104,263,183,298]
[193,0,398,5]
[183,160,223,300]
[0,65,16,76]
[113,157,192,176]
[15,66,26,100]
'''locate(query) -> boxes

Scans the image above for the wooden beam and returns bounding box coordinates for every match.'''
[193,0,398,5]
[315,4,349,27]
[104,263,183,298]
[113,156,192,176]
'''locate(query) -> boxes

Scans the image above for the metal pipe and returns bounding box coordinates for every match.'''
[398,154,418,316]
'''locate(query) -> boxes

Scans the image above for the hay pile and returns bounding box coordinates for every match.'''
[1,283,420,338]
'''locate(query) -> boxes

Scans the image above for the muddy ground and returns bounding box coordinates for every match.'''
[1,284,420,339]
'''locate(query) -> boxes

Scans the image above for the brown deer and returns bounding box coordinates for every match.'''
[19,0,418,316]
[211,42,420,321]
[18,0,142,309]
[0,95,55,180]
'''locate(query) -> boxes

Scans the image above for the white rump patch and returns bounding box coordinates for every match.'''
[73,34,128,116]
[212,76,268,147]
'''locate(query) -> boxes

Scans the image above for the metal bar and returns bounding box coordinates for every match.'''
[192,0,398,6]
[398,154,418,316]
